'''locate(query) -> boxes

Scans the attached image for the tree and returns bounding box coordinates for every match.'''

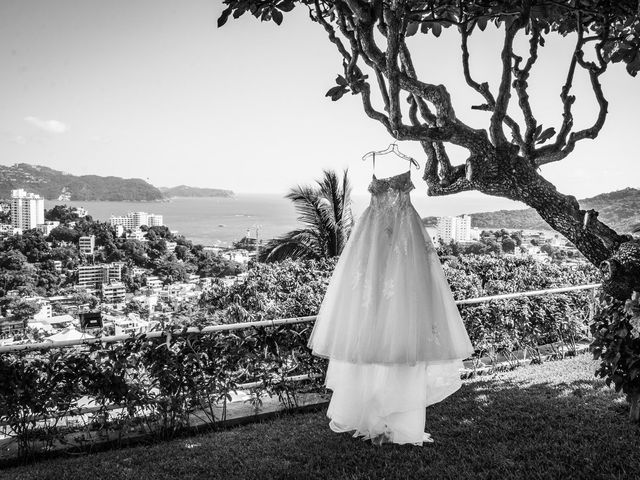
[259,169,354,261]
[220,0,640,419]
[45,205,80,224]
[220,0,640,298]
[48,225,81,244]
[502,237,517,253]
[4,299,39,328]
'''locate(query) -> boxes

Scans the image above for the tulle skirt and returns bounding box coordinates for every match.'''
[309,196,474,445]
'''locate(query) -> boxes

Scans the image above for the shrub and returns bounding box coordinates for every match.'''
[591,291,640,421]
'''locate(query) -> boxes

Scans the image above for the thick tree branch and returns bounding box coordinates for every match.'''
[383,2,403,133]
[490,20,521,147]
[512,25,540,158]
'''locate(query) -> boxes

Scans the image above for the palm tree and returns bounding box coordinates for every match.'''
[259,169,353,262]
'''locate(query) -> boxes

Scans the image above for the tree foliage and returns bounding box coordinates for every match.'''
[259,169,354,262]
[219,0,640,299]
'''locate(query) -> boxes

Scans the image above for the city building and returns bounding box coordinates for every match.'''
[113,314,150,336]
[77,263,122,289]
[74,206,88,217]
[79,235,96,255]
[31,299,53,319]
[147,214,163,227]
[0,317,25,336]
[436,215,472,243]
[145,276,164,291]
[0,223,19,237]
[109,211,163,230]
[10,189,45,231]
[102,282,126,304]
[126,229,147,241]
[36,221,60,236]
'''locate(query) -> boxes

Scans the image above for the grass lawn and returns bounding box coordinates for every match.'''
[3,353,640,480]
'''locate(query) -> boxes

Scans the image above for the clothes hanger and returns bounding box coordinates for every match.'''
[361,143,421,171]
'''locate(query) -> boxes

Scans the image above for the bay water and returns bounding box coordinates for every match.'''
[45,192,525,247]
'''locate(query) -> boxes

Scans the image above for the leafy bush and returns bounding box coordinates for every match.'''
[0,255,600,458]
[591,291,640,421]
[0,323,326,459]
[199,255,598,352]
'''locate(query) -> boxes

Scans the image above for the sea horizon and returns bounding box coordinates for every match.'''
[45,192,531,247]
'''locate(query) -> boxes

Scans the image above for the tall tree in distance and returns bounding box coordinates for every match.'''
[259,169,353,262]
[219,0,640,298]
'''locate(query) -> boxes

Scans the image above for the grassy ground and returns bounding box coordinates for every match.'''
[3,354,640,480]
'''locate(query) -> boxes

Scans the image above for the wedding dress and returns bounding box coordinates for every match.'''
[308,170,474,446]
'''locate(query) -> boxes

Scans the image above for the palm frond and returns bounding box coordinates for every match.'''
[259,229,323,262]
[263,169,354,262]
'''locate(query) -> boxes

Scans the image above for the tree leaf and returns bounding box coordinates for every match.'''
[431,23,442,38]
[406,22,419,37]
[536,127,556,144]
[217,7,232,28]
[335,75,348,87]
[534,124,543,138]
[278,0,295,12]
[477,16,488,31]
[272,9,284,25]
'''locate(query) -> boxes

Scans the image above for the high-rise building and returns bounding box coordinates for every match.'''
[11,189,44,231]
[79,235,96,255]
[78,263,122,289]
[436,215,472,243]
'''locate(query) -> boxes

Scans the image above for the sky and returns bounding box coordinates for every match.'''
[0,0,638,201]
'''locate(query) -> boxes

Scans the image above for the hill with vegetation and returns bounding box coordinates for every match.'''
[424,188,640,233]
[160,185,234,198]
[0,164,163,201]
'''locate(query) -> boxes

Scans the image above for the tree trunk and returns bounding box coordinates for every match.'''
[464,151,640,301]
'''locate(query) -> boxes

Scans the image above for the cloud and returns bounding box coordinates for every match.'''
[24,116,69,134]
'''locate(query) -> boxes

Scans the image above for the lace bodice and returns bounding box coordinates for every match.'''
[368,171,415,195]
[368,171,414,210]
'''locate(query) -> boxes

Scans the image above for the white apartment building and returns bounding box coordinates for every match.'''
[147,214,163,227]
[74,206,88,217]
[37,221,59,236]
[77,263,122,289]
[436,215,473,243]
[0,224,20,236]
[11,189,45,231]
[109,212,164,230]
[79,235,96,255]
[102,281,126,304]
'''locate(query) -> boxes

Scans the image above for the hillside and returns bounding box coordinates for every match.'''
[160,185,234,198]
[0,164,163,201]
[424,187,640,233]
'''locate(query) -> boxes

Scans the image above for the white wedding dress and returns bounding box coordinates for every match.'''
[308,171,474,446]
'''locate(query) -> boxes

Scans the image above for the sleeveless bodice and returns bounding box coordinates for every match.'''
[368,171,414,210]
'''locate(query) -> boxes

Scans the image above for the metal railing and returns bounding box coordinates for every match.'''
[0,283,601,433]
[0,283,601,354]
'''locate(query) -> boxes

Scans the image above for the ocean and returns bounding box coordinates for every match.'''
[45,192,526,247]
